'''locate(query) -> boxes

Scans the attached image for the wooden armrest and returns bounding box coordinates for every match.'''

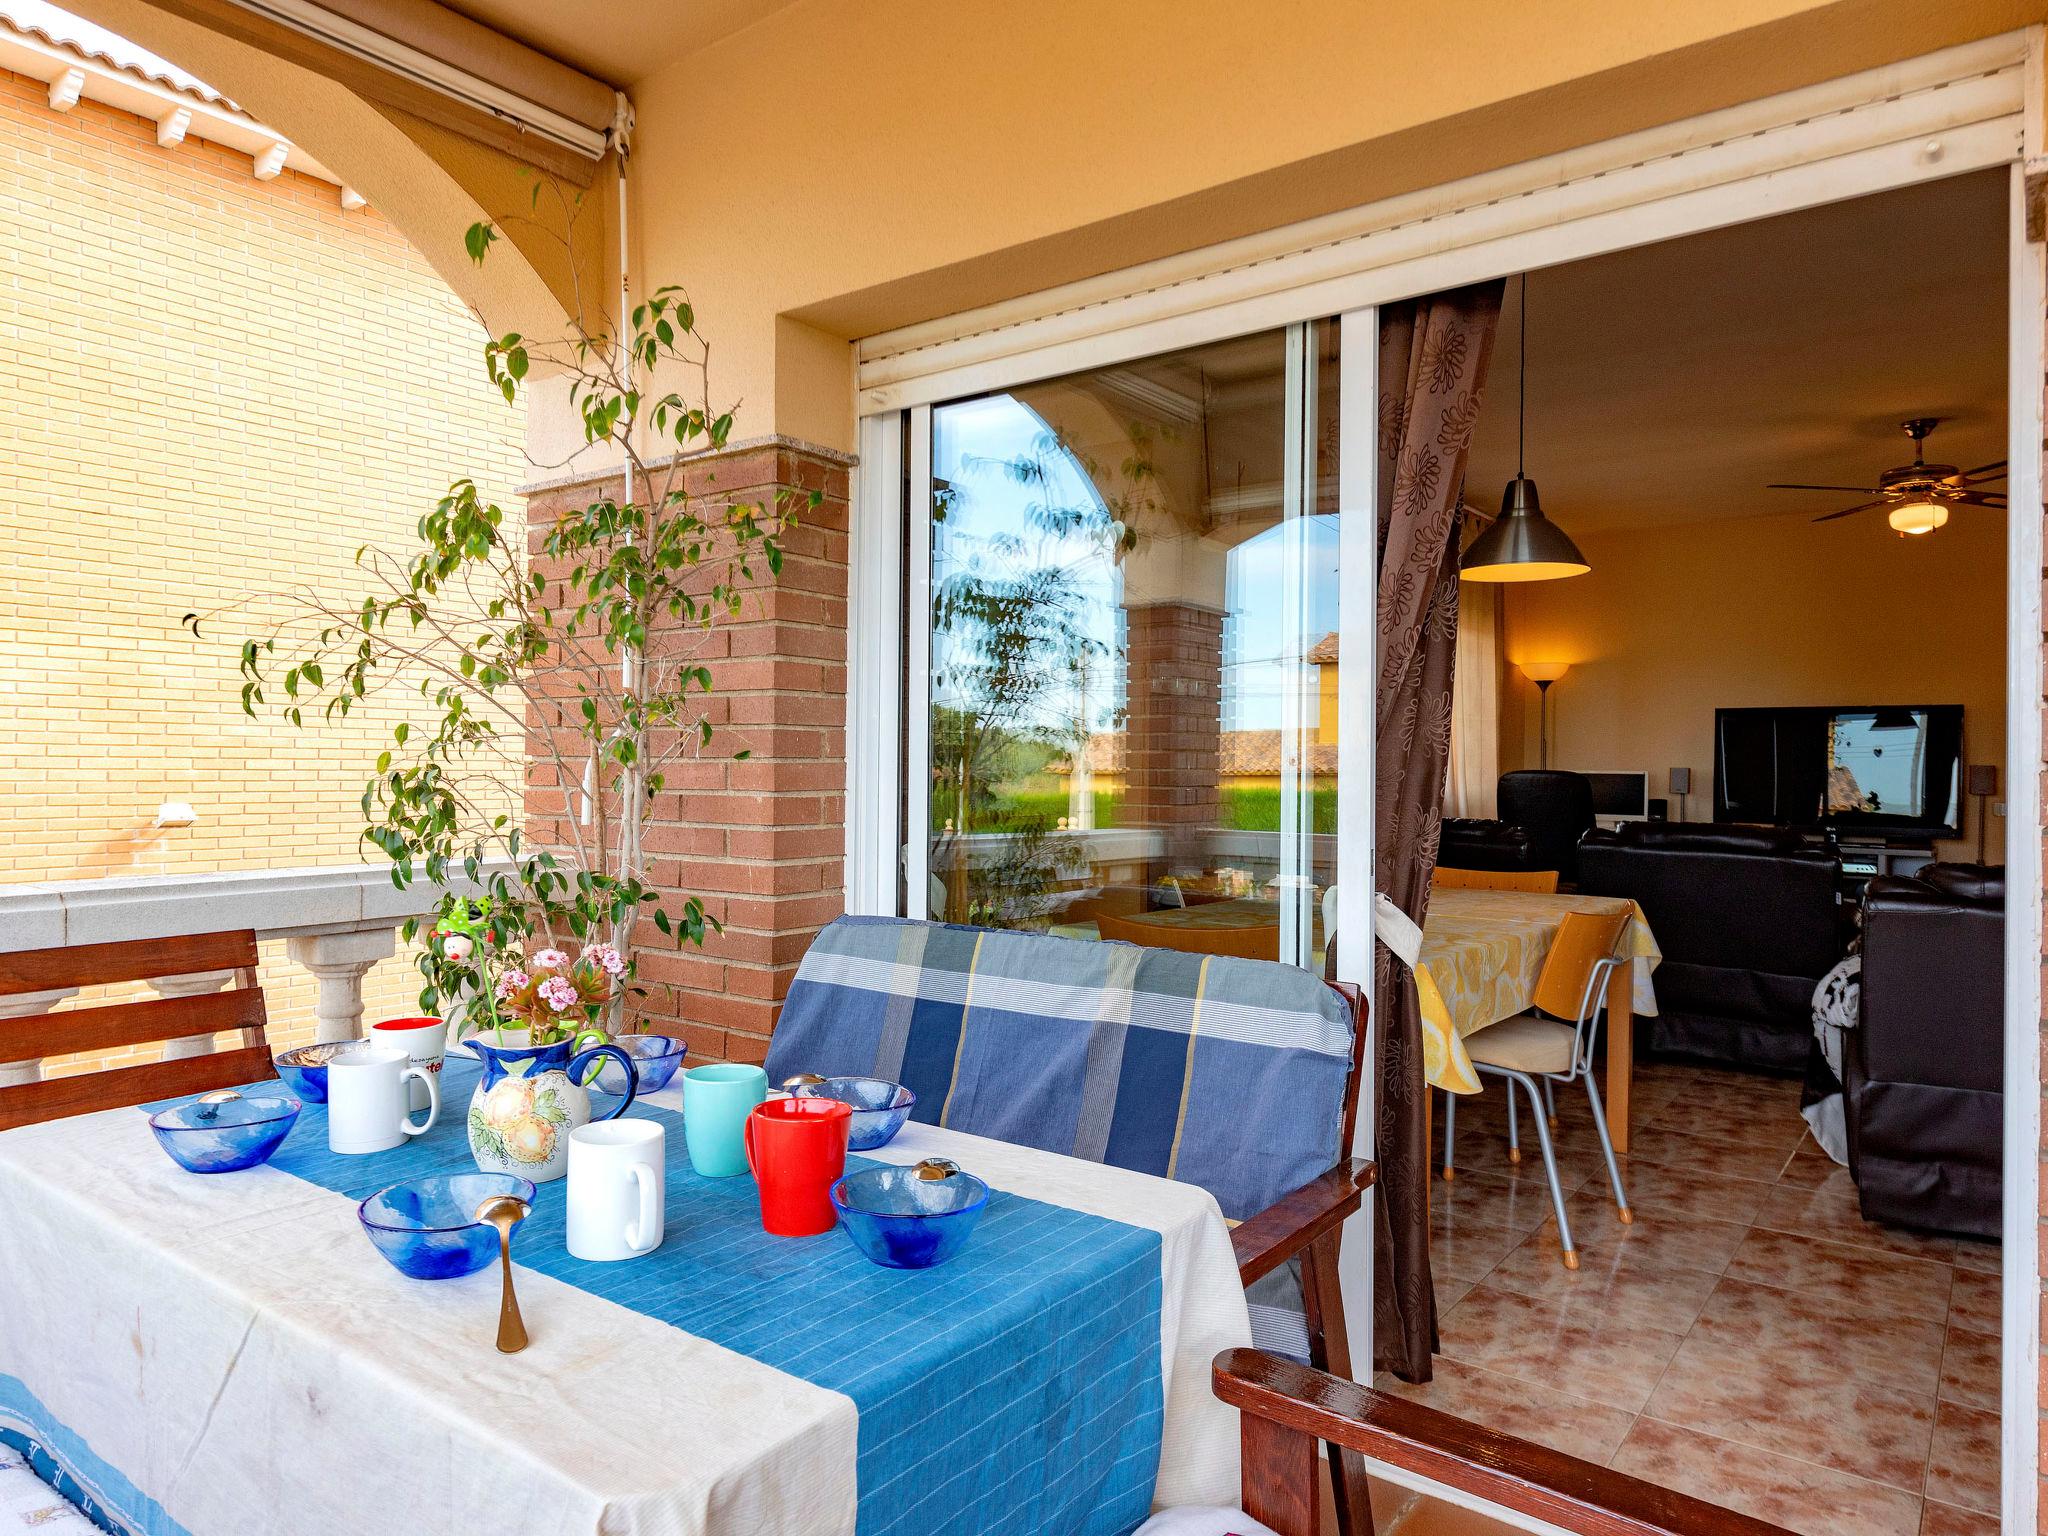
[1213,1349,1792,1536]
[1232,1159,1376,1286]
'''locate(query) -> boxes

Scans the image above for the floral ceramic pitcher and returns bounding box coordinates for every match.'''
[462,1030,636,1183]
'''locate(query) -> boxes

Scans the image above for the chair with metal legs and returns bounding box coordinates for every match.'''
[1439,908,1634,1269]
[1440,1076,1539,1177]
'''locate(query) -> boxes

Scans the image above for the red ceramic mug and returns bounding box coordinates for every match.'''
[744,1097,852,1236]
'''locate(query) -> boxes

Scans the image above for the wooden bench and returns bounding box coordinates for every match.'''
[1216,1348,1791,1536]
[0,932,274,1130]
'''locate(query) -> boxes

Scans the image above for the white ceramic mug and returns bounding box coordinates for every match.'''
[565,1119,665,1262]
[370,1016,449,1111]
[327,1044,439,1154]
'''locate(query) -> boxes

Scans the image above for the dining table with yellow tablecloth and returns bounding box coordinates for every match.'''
[1105,885,1663,1153]
[1415,886,1659,1097]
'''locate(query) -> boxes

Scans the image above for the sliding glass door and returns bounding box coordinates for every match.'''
[914,322,1341,971]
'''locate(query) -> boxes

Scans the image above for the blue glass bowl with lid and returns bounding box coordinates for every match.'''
[358,1173,536,1280]
[148,1090,302,1173]
[831,1163,989,1269]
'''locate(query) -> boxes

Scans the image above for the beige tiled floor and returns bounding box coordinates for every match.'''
[1383,1060,2002,1536]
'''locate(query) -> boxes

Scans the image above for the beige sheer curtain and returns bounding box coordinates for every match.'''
[1445,576,1501,819]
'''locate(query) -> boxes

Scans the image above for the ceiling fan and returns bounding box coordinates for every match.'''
[1768,417,2006,535]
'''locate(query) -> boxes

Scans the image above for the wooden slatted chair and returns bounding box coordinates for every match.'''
[0,933,274,1131]
[1205,1348,1792,1535]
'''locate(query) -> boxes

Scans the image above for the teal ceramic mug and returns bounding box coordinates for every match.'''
[682,1063,769,1177]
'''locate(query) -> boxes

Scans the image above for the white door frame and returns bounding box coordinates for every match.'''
[2001,82,2046,1527]
[844,29,2044,1527]
[1333,307,1379,1366]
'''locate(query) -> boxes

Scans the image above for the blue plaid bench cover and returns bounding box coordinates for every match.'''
[766,916,1358,1356]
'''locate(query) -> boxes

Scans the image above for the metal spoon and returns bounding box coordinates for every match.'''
[473,1196,531,1354]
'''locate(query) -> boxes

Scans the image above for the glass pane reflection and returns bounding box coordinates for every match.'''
[925,323,1340,969]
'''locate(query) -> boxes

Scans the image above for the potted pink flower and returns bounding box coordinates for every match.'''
[494,943,628,1046]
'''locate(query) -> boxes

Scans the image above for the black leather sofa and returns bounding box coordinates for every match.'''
[1496,770,1596,883]
[1576,823,1844,1071]
[1437,818,1537,873]
[1845,864,2004,1238]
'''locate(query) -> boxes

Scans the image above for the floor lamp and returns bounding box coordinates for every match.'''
[1518,662,1569,769]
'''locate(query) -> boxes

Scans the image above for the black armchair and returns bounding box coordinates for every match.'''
[1496,770,1596,882]
[1847,863,2004,1237]
[1437,817,1537,873]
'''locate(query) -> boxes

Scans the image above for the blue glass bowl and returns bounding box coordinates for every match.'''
[831,1164,989,1269]
[358,1173,536,1280]
[149,1093,302,1173]
[272,1042,358,1103]
[593,1033,687,1095]
[800,1077,916,1150]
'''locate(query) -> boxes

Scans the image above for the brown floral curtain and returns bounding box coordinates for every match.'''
[1373,280,1505,1381]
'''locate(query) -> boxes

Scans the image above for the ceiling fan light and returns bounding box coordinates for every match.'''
[1887,499,1949,536]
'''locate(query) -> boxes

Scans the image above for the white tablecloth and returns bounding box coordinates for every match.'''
[0,1078,1248,1535]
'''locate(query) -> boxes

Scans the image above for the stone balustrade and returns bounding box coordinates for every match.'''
[0,864,499,1085]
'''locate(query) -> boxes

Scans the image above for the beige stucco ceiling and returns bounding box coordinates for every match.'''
[1467,166,2009,536]
[436,0,796,84]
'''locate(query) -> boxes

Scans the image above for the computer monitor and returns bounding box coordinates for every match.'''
[1581,771,1649,820]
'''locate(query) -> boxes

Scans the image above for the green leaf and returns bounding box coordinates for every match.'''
[468,1109,507,1160]
[464,222,498,264]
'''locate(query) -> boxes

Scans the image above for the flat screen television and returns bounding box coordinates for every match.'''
[1713,705,1963,839]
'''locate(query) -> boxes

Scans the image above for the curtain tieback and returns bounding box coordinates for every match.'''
[1373,891,1423,968]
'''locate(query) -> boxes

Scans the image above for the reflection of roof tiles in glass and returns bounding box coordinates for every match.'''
[0,0,239,111]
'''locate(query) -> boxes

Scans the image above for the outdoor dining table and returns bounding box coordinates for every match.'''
[1117,885,1661,1152]
[0,1054,1250,1536]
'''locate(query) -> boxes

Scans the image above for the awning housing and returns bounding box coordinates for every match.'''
[147,0,619,181]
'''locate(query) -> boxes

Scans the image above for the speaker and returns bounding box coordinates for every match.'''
[1668,766,1693,796]
[1966,764,1998,797]
[1647,799,1669,822]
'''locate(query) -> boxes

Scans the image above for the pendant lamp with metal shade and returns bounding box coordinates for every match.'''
[1461,274,1591,583]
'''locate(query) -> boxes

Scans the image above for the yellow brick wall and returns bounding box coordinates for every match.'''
[0,65,526,1056]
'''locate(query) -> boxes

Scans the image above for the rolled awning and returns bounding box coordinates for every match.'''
[143,0,619,180]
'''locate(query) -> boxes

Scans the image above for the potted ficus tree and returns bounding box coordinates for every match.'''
[188,212,813,1124]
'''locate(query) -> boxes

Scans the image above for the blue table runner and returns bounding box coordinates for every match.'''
[140,1060,1166,1536]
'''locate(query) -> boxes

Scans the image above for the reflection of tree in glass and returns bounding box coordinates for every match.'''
[931,425,1156,927]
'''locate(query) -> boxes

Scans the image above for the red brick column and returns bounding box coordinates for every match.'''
[1124,601,1224,852]
[524,438,850,1065]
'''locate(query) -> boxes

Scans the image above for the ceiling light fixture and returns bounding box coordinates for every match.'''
[1887,498,1950,536]
[1461,273,1591,584]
